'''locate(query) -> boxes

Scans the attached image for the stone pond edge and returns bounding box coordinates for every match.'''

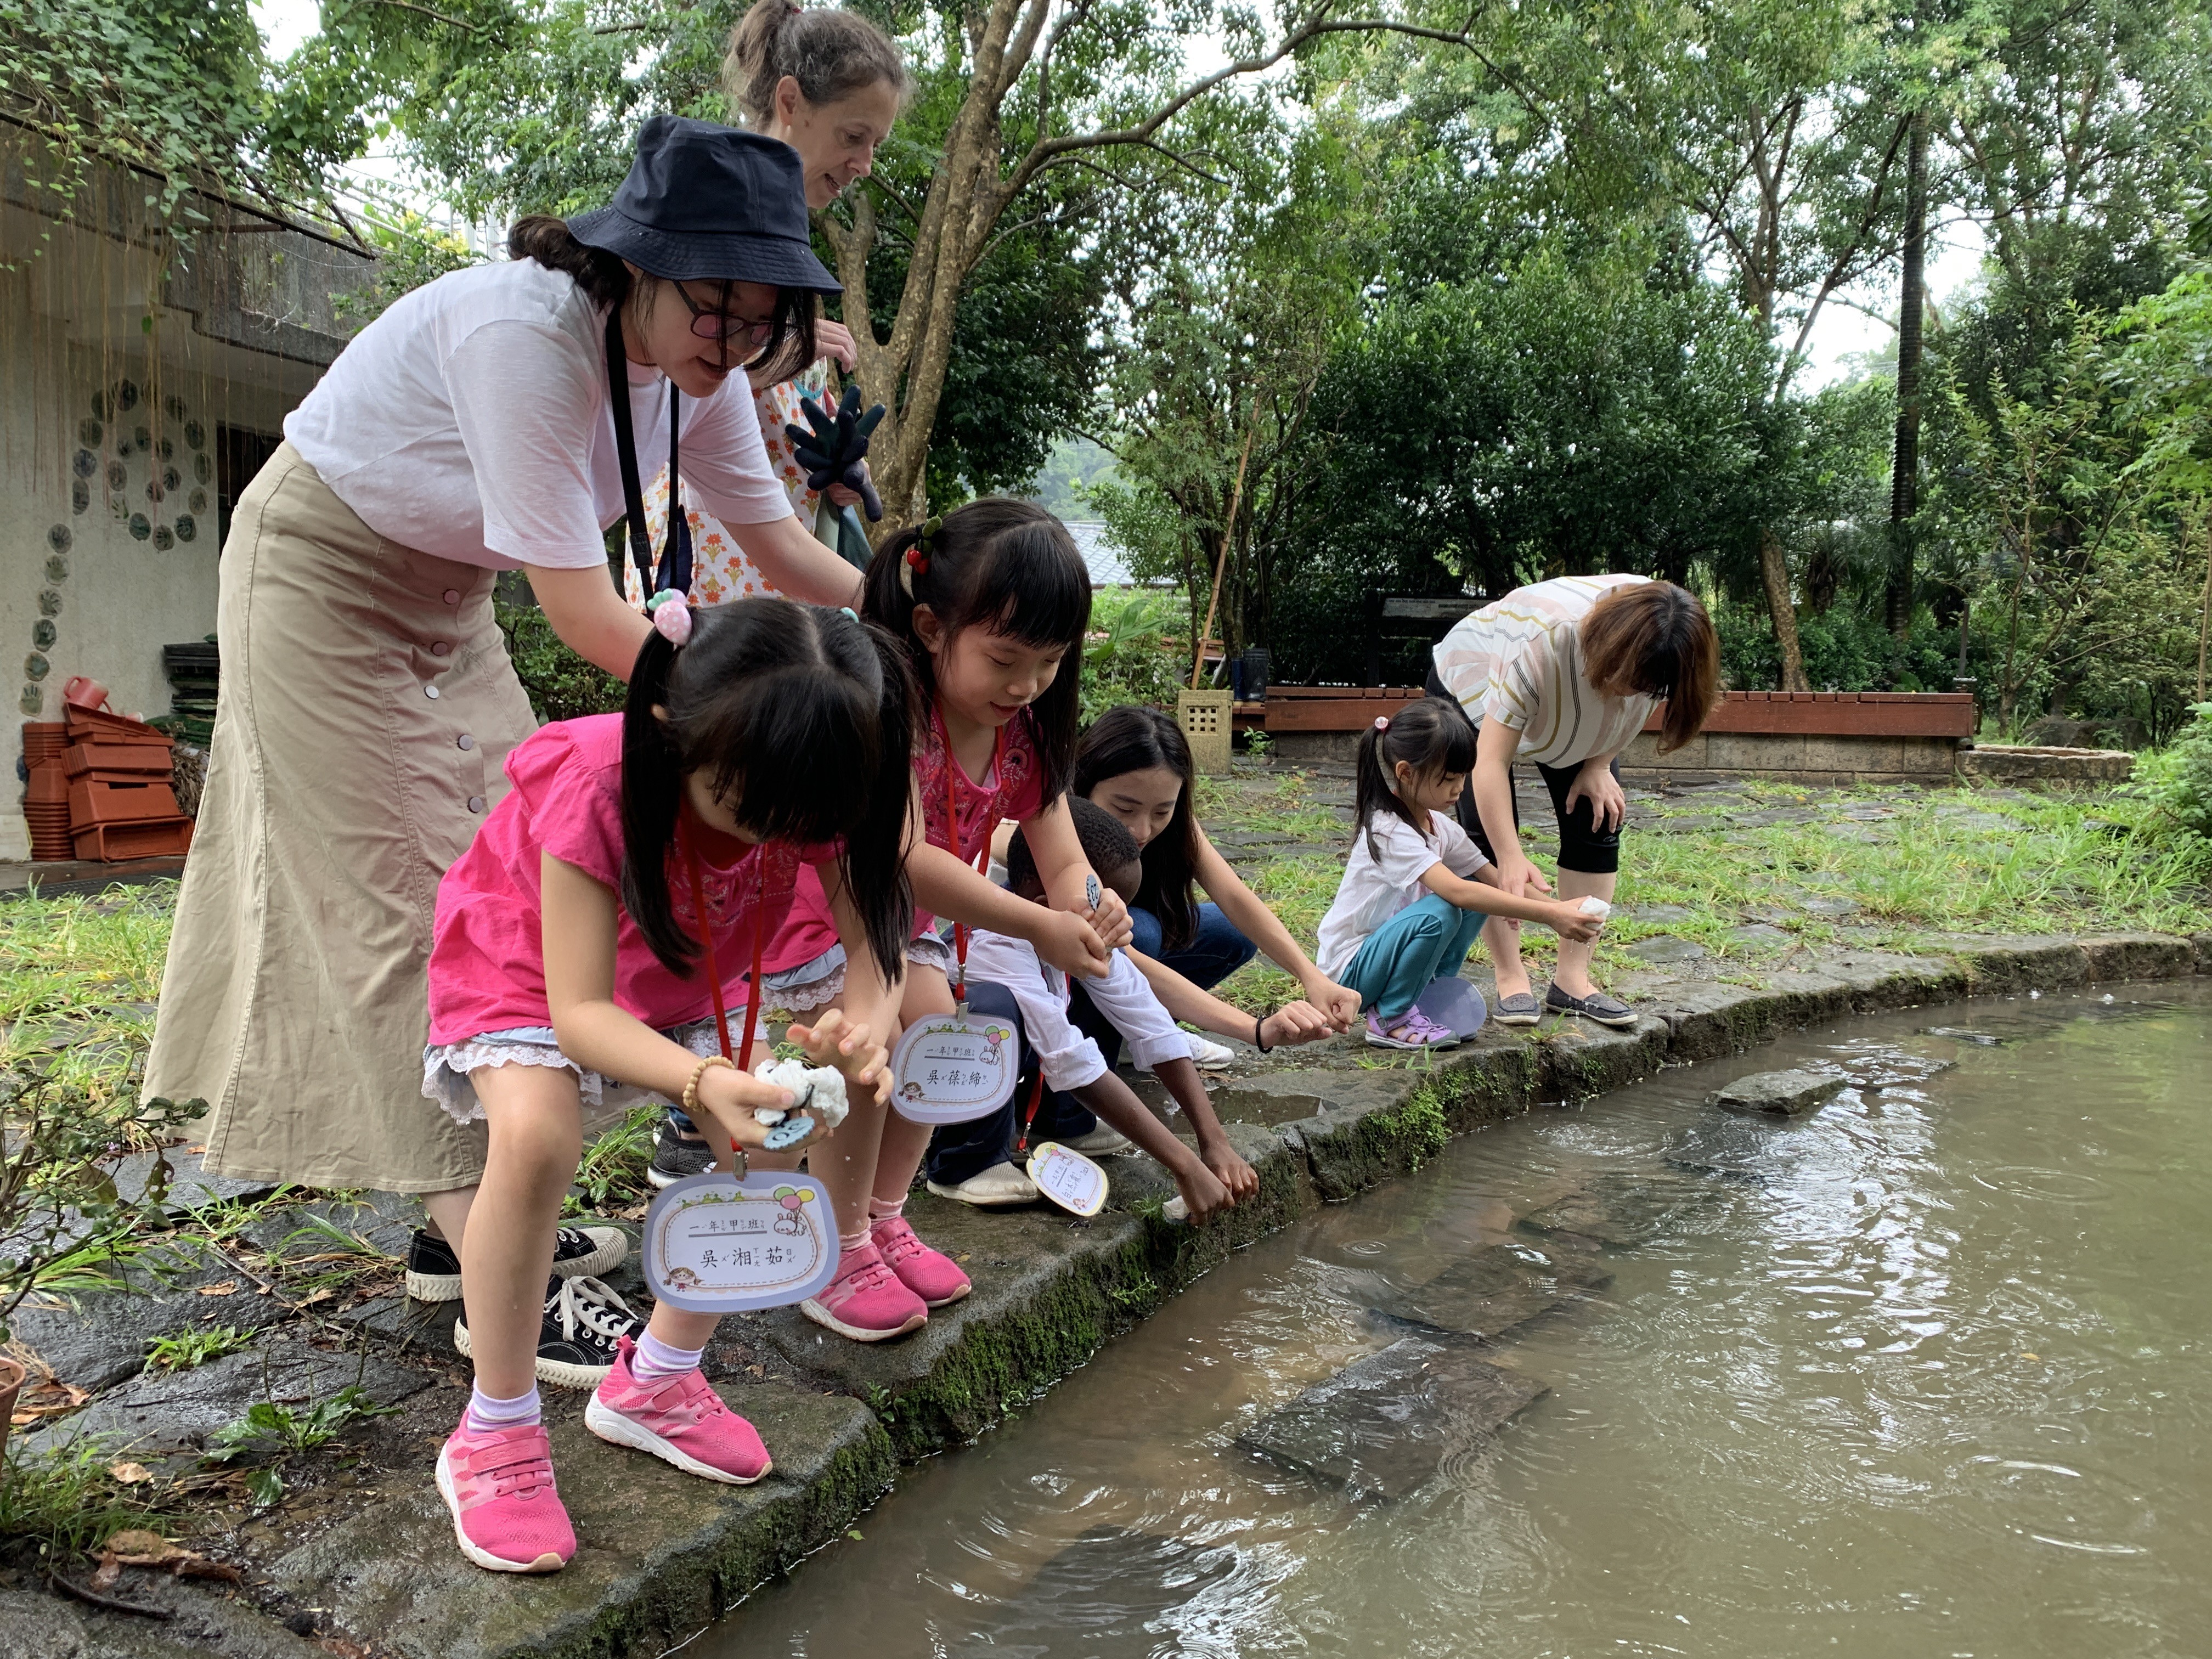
[31,928,2212,1658]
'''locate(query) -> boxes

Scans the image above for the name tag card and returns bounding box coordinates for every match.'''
[644,1173,839,1313]
[889,1013,1017,1125]
[1026,1140,1109,1217]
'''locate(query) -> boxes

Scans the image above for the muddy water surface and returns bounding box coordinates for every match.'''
[702,984,2212,1658]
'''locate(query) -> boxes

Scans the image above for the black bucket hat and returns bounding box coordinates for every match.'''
[567,115,840,294]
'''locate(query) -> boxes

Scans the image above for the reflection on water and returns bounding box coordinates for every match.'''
[704,985,2212,1659]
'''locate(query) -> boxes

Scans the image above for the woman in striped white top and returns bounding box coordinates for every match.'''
[1429,575,1717,1026]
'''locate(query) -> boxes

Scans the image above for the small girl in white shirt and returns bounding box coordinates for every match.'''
[1316,701,1603,1051]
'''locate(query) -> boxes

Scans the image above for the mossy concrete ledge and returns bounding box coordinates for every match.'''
[46,929,2206,1659]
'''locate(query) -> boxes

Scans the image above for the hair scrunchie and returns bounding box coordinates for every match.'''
[898,517,944,597]
[1373,715,1390,731]
[646,588,692,646]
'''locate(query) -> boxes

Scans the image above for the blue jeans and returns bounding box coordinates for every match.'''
[1072,902,1256,1070]
[1340,893,1485,1020]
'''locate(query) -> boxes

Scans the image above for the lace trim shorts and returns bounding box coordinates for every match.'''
[766,931,958,1013]
[422,1019,725,1128]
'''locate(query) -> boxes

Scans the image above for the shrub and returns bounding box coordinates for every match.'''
[1080,588,1187,721]
[2145,702,2212,838]
[496,600,624,724]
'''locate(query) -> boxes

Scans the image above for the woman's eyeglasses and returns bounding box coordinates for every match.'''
[674,280,775,345]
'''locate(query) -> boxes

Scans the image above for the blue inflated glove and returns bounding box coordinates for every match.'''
[786,383,886,522]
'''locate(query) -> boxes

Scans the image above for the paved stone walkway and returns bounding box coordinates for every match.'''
[4,755,2207,1657]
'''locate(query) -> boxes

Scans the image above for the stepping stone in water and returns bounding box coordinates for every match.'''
[1515,1170,1714,1247]
[1925,1026,2005,1046]
[1666,1119,1785,1184]
[1824,1040,1955,1090]
[1373,1244,1611,1340]
[1235,1336,1547,1502]
[953,1525,1237,1654]
[1709,1068,1846,1118]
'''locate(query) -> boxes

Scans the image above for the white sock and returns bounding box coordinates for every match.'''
[838,1226,871,1256]
[464,1383,540,1434]
[867,1195,905,1223]
[630,1329,706,1384]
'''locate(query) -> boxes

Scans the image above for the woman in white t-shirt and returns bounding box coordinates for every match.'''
[625,1,906,613]
[1428,575,1717,1028]
[145,119,861,1333]
[1316,700,1600,1051]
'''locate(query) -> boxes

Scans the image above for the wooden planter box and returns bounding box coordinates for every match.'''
[1235,687,1981,785]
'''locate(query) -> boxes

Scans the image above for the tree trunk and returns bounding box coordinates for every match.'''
[1885,109,1929,641]
[1759,527,1811,690]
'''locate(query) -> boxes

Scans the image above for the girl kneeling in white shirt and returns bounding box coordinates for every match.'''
[1316,701,1604,1052]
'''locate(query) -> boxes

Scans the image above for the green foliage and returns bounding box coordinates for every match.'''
[564,1107,659,1219]
[2144,703,2212,838]
[331,212,481,327]
[0,1070,205,1345]
[1079,589,1185,723]
[1,0,280,236]
[144,1324,253,1373]
[204,1383,398,1465]
[1713,599,1963,694]
[495,598,624,724]
[0,1441,161,1562]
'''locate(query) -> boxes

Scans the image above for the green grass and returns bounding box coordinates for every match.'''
[0,882,174,1121]
[0,1441,164,1562]
[1194,765,2211,1012]
[144,1323,255,1372]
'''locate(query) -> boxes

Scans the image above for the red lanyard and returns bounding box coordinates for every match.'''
[1013,1066,1046,1158]
[934,704,1002,1002]
[681,824,766,1156]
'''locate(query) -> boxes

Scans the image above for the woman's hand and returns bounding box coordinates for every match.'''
[825,459,870,512]
[1542,898,1605,943]
[788,1009,889,1106]
[815,320,859,371]
[1299,977,1362,1032]
[1494,851,1553,901]
[692,1064,829,1153]
[1260,1001,1336,1048]
[1564,758,1627,832]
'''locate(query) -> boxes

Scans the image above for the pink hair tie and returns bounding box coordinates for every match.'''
[646,589,692,646]
[1374,715,1390,731]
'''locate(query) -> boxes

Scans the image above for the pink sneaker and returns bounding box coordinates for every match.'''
[583,1338,770,1485]
[870,1215,971,1308]
[800,1242,928,1341]
[433,1419,575,1573]
[1364,1008,1461,1051]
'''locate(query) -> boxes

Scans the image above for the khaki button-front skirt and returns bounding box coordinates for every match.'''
[144,444,540,1192]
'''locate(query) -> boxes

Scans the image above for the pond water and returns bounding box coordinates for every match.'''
[703,984,2212,1659]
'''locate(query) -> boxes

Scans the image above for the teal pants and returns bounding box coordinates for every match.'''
[1341,893,1486,1020]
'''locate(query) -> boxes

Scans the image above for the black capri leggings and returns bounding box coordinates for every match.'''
[1422,669,1623,877]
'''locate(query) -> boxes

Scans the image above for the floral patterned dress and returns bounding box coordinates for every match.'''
[621,359,832,608]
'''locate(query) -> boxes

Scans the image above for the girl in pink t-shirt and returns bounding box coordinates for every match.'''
[743,498,1143,1345]
[420,597,912,1575]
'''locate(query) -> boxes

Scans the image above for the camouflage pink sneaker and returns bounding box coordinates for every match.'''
[870,1215,970,1308]
[583,1338,770,1485]
[433,1419,575,1573]
[800,1241,928,1341]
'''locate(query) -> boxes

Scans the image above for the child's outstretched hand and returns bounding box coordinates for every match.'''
[1171,1160,1235,1224]
[1545,899,1605,943]
[1048,866,1131,952]
[788,1010,889,1105]
[692,1065,830,1153]
[1259,1001,1335,1049]
[1031,908,1113,980]
[1198,1133,1259,1204]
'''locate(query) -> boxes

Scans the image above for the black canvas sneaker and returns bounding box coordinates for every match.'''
[453,1273,645,1390]
[405,1224,626,1302]
[646,1115,719,1189]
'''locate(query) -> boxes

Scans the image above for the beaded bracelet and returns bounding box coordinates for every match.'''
[1255,1010,1274,1054]
[681,1053,735,1116]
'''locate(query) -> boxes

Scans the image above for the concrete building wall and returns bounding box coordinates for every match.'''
[1,158,368,859]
